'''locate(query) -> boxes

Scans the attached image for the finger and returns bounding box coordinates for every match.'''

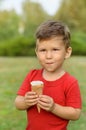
[38,99,49,106]
[38,102,50,111]
[25,98,38,106]
[39,95,50,103]
[38,95,55,111]
[26,91,37,96]
[25,92,38,100]
[26,95,38,100]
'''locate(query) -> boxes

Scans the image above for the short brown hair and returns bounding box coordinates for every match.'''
[35,20,71,48]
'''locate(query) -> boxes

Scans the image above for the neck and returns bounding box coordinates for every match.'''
[43,69,65,81]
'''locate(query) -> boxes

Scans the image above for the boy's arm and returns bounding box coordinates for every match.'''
[51,103,81,120]
[38,95,81,120]
[15,95,30,110]
[15,92,38,110]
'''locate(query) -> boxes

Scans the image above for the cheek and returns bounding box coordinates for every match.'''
[37,53,45,61]
[55,53,66,61]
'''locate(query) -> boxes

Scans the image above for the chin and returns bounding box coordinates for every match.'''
[45,68,56,73]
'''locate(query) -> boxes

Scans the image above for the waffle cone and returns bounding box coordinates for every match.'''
[31,81,44,113]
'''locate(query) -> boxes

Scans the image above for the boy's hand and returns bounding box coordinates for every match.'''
[37,95,55,112]
[24,91,38,107]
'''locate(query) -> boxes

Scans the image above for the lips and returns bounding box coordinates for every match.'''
[46,62,54,65]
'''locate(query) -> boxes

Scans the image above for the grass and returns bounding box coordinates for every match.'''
[0,56,86,130]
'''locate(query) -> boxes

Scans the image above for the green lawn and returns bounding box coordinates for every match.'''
[0,56,86,130]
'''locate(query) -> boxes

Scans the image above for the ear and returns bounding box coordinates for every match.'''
[35,48,38,57]
[65,47,72,59]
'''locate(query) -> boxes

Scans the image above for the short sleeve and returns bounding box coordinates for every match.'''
[17,69,42,96]
[17,71,32,96]
[65,80,82,109]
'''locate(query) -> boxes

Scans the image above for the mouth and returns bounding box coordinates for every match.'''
[46,62,54,65]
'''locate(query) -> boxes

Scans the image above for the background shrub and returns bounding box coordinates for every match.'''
[71,32,86,55]
[0,36,36,56]
[0,32,86,56]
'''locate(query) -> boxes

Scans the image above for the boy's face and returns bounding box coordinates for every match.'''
[36,36,72,73]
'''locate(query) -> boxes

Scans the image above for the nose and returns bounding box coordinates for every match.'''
[46,51,52,59]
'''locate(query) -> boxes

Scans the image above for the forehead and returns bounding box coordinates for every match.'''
[36,36,64,47]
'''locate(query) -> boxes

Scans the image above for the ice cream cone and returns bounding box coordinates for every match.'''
[30,81,44,113]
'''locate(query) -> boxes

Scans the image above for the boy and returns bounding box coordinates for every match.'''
[15,20,82,130]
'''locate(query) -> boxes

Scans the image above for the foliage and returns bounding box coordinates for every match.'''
[0,31,86,56]
[71,32,86,55]
[0,0,52,56]
[0,0,86,56]
[0,36,36,56]
[54,0,86,32]
[0,10,20,40]
[22,0,51,37]
[53,0,86,55]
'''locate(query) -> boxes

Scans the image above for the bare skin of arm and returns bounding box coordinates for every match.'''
[15,91,38,110]
[37,95,81,120]
[15,93,81,120]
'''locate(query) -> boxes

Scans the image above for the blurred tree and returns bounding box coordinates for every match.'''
[54,0,86,32]
[22,0,50,37]
[0,0,51,41]
[0,10,20,40]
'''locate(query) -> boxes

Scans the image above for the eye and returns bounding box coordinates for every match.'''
[39,49,46,52]
[53,48,60,51]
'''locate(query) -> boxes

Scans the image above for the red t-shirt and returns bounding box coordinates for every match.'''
[17,69,82,130]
